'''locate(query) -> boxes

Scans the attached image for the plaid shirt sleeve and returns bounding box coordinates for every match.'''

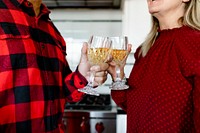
[0,0,87,133]
[64,68,88,102]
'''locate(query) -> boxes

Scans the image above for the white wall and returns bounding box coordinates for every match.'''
[50,9,122,39]
[122,0,151,53]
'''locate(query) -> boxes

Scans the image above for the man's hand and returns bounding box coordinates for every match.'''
[78,42,109,87]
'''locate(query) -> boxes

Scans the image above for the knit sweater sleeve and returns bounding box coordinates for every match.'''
[175,28,200,132]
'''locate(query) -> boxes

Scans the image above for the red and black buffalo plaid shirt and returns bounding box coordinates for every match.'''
[0,0,87,132]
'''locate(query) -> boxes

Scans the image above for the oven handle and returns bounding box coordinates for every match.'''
[80,116,90,133]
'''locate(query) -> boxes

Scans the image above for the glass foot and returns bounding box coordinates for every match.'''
[78,86,100,96]
[109,81,129,90]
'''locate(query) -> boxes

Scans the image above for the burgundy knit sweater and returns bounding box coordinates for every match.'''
[111,26,200,133]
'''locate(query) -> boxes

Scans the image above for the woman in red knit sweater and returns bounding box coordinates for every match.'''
[108,0,200,132]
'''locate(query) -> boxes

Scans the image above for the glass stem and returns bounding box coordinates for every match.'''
[115,65,121,82]
[88,71,95,87]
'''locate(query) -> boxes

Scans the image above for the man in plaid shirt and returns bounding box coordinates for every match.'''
[0,0,109,132]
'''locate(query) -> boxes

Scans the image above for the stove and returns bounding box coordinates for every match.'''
[63,94,117,133]
[65,94,112,110]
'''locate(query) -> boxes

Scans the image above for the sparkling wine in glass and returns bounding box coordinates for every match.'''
[78,36,112,96]
[109,36,129,90]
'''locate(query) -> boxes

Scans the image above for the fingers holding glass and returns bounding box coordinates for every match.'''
[88,70,108,86]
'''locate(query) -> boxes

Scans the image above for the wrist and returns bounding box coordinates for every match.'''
[78,63,90,78]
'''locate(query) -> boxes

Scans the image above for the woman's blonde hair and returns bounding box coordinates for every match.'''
[139,0,200,57]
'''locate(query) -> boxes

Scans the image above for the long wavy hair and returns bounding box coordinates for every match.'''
[139,0,200,57]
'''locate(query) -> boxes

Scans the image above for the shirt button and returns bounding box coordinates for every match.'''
[41,45,45,49]
[27,1,31,6]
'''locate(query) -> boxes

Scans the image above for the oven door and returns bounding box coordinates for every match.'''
[90,111,116,133]
[63,110,116,133]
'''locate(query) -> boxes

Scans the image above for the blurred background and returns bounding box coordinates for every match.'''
[42,0,152,132]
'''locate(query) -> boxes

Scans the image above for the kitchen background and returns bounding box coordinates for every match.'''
[43,0,151,132]
[48,0,151,94]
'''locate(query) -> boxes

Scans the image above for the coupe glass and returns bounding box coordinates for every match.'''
[78,36,112,96]
[109,36,129,90]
